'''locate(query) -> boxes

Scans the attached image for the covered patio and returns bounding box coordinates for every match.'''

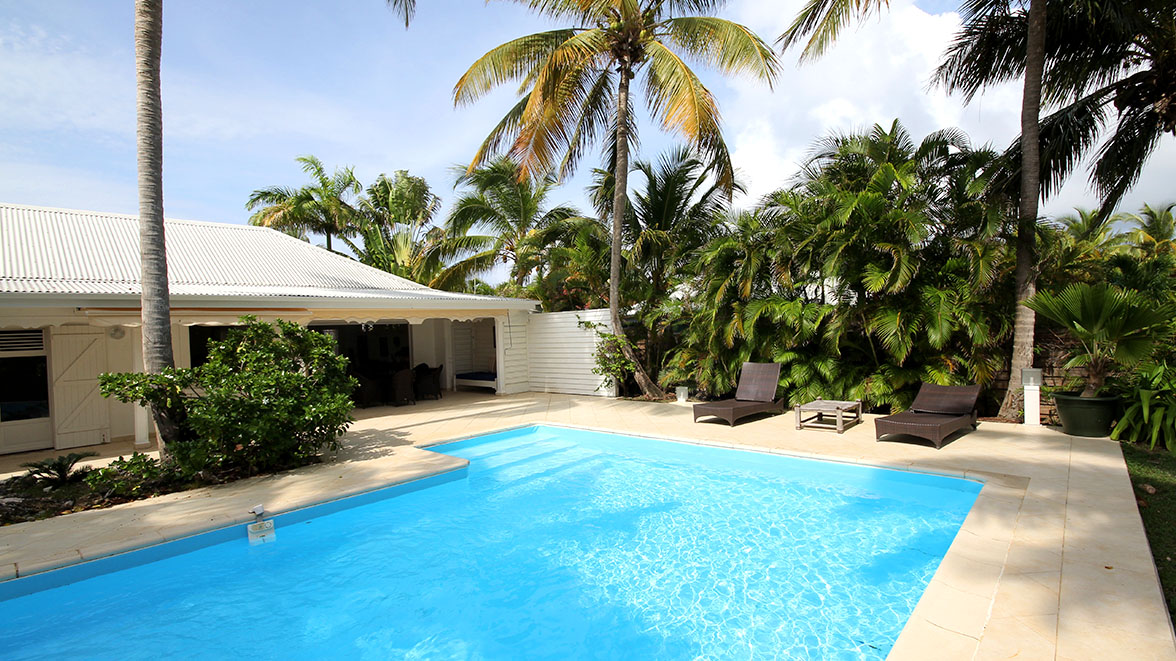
[0,391,1170,659]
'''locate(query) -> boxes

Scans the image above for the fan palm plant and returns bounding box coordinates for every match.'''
[453,0,778,397]
[1026,283,1172,396]
[246,156,361,252]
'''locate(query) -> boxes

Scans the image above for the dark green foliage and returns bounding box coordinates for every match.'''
[84,452,174,499]
[1026,283,1173,396]
[100,316,357,476]
[579,320,638,394]
[1113,363,1176,452]
[21,452,98,489]
[663,121,1015,409]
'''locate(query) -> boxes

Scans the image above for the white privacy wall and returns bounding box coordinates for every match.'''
[497,311,530,394]
[526,309,615,397]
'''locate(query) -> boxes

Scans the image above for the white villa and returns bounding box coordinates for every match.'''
[0,202,611,455]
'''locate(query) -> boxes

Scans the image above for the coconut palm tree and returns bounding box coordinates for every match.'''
[624,147,729,376]
[780,0,1048,420]
[343,171,452,285]
[453,0,778,397]
[246,156,361,252]
[134,0,183,444]
[1124,202,1176,257]
[442,158,582,291]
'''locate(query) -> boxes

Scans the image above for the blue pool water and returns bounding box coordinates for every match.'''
[0,426,980,660]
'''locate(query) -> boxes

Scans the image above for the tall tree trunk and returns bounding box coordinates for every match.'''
[998,0,1045,421]
[135,0,182,444]
[611,63,665,399]
[325,232,333,251]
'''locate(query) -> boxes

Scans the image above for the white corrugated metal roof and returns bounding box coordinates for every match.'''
[0,203,534,309]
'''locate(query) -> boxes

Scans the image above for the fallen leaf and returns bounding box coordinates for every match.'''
[1105,565,1114,570]
[1138,498,1149,508]
[1142,483,1158,495]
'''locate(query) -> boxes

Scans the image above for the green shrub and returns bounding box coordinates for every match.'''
[84,452,172,498]
[100,316,357,476]
[21,452,98,489]
[1113,362,1176,452]
[579,320,637,393]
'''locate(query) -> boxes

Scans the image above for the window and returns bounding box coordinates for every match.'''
[0,330,50,423]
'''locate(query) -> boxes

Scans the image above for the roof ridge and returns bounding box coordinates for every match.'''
[0,201,263,230]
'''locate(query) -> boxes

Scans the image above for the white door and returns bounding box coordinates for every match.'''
[0,329,53,454]
[50,327,111,449]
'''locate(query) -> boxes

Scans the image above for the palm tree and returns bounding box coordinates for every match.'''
[453,0,778,397]
[668,121,1013,406]
[344,171,452,285]
[780,0,1048,420]
[624,147,728,376]
[443,158,582,290]
[246,156,361,252]
[1123,203,1176,257]
[134,0,182,444]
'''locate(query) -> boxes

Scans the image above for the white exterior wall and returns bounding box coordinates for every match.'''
[496,311,529,395]
[410,318,451,386]
[526,309,615,397]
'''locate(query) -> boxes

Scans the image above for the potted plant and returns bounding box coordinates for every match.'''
[1025,283,1172,436]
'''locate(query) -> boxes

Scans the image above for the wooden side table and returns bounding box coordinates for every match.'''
[795,398,863,434]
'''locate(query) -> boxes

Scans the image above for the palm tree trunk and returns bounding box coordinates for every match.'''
[610,63,665,399]
[135,0,182,444]
[998,0,1046,421]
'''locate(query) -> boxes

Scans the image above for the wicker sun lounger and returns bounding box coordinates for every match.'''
[692,362,783,426]
[874,383,981,448]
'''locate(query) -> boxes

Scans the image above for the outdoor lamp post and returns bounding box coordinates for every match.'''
[1022,368,1043,426]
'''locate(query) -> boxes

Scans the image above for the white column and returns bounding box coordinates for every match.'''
[1024,385,1041,426]
[131,328,151,448]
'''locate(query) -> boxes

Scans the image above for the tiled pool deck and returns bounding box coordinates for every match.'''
[0,391,1172,660]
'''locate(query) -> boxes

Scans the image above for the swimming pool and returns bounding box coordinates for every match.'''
[0,425,981,659]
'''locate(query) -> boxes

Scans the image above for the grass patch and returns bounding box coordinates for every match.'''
[1121,442,1176,617]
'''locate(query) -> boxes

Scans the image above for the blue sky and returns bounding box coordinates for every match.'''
[2,0,1173,280]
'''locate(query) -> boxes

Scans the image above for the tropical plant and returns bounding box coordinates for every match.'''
[21,452,98,489]
[1112,362,1176,452]
[84,452,172,499]
[622,147,728,378]
[1025,283,1173,397]
[101,317,357,476]
[1124,203,1176,258]
[529,216,612,311]
[778,0,1050,420]
[133,0,182,445]
[933,0,1176,415]
[453,0,779,397]
[1037,207,1128,288]
[665,121,1015,409]
[443,158,582,289]
[246,156,361,252]
[344,171,452,285]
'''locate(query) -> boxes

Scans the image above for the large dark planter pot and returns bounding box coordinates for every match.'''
[1053,392,1120,437]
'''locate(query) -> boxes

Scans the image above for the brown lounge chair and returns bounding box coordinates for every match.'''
[875,383,981,448]
[693,362,783,426]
